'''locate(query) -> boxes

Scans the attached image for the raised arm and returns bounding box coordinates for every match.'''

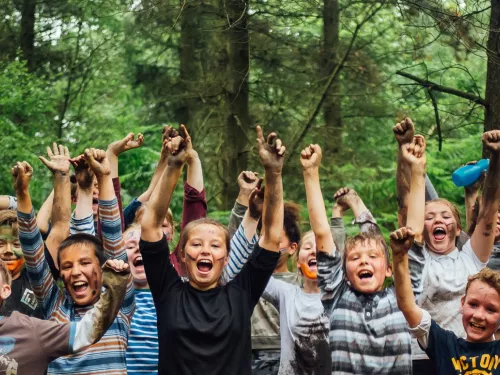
[0,195,17,210]
[36,190,53,235]
[13,161,58,315]
[69,155,96,235]
[462,161,484,232]
[228,171,261,238]
[402,135,427,242]
[330,195,346,252]
[256,126,285,252]
[39,143,72,264]
[393,118,415,227]
[470,131,500,262]
[141,126,188,242]
[300,144,335,254]
[334,187,380,235]
[106,132,144,179]
[390,227,422,328]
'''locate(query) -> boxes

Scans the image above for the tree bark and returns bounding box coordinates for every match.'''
[20,0,36,71]
[221,0,250,210]
[484,0,500,133]
[322,0,341,159]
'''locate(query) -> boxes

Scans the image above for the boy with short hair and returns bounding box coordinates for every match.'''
[13,145,135,374]
[0,257,130,375]
[391,227,500,374]
[317,230,412,374]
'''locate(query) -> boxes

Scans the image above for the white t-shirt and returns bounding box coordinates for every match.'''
[410,239,487,337]
[263,277,331,375]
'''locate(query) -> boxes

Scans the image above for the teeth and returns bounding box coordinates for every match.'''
[73,282,87,287]
[199,260,212,264]
[470,322,484,329]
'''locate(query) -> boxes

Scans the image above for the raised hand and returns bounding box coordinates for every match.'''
[256,125,285,171]
[248,181,265,220]
[164,125,192,167]
[393,117,415,146]
[389,227,415,256]
[104,258,130,273]
[334,187,358,211]
[463,160,486,196]
[300,144,322,170]
[483,130,500,154]
[12,161,33,192]
[238,171,261,192]
[401,135,426,171]
[84,148,111,178]
[39,143,71,175]
[107,133,144,156]
[70,154,95,191]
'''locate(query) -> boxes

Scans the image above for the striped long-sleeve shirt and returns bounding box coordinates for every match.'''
[126,289,158,375]
[17,198,135,375]
[317,249,412,374]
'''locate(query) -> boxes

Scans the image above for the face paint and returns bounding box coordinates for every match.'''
[6,258,24,276]
[300,263,317,279]
[92,270,98,296]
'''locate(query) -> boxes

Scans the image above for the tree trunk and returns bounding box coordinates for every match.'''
[20,0,36,71]
[221,0,250,210]
[322,0,341,159]
[484,0,500,156]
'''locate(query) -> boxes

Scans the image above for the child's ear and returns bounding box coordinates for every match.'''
[460,294,466,313]
[288,243,298,256]
[385,264,393,278]
[0,284,11,300]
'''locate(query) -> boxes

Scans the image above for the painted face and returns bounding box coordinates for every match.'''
[276,229,296,270]
[345,239,391,294]
[182,224,228,291]
[424,202,460,255]
[297,232,317,280]
[92,177,99,217]
[461,280,500,343]
[59,244,102,306]
[125,228,147,287]
[162,219,174,242]
[0,225,24,279]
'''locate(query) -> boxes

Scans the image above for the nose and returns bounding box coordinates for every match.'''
[71,264,82,276]
[2,243,14,257]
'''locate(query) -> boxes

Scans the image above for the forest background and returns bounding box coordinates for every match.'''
[1,0,499,239]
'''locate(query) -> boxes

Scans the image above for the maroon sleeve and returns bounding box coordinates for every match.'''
[171,181,207,277]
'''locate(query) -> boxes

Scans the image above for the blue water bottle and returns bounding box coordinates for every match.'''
[452,159,489,187]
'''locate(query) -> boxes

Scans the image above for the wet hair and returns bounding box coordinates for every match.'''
[342,232,391,273]
[57,233,106,269]
[283,202,301,245]
[178,218,230,257]
[0,259,12,287]
[425,198,462,231]
[0,210,17,227]
[465,268,500,297]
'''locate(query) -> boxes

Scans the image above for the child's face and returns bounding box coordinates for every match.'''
[345,239,391,294]
[461,280,500,343]
[182,223,228,291]
[124,228,147,287]
[297,232,317,279]
[424,202,460,255]
[59,244,102,306]
[0,224,24,279]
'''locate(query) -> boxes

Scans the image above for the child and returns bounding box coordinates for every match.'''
[390,226,500,374]
[13,146,135,374]
[139,126,284,374]
[0,258,130,375]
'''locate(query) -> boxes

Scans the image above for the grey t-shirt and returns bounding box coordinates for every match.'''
[263,277,331,375]
[0,311,72,375]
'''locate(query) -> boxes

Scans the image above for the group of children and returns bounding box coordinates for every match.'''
[0,118,499,375]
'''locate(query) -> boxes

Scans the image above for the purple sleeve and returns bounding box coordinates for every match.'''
[171,182,208,277]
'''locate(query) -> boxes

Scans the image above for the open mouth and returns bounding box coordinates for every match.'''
[197,259,213,273]
[72,281,89,296]
[358,270,373,280]
[469,322,485,331]
[133,256,144,268]
[432,227,447,241]
[307,259,317,268]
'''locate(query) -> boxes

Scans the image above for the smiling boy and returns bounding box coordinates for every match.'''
[391,227,500,374]
[13,145,134,375]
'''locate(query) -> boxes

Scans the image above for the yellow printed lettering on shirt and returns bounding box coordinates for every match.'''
[452,357,463,371]
[461,356,469,370]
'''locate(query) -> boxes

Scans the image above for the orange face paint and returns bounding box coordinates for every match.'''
[300,263,317,280]
[6,258,24,277]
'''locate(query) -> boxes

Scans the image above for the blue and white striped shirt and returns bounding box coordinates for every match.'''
[126,289,159,374]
